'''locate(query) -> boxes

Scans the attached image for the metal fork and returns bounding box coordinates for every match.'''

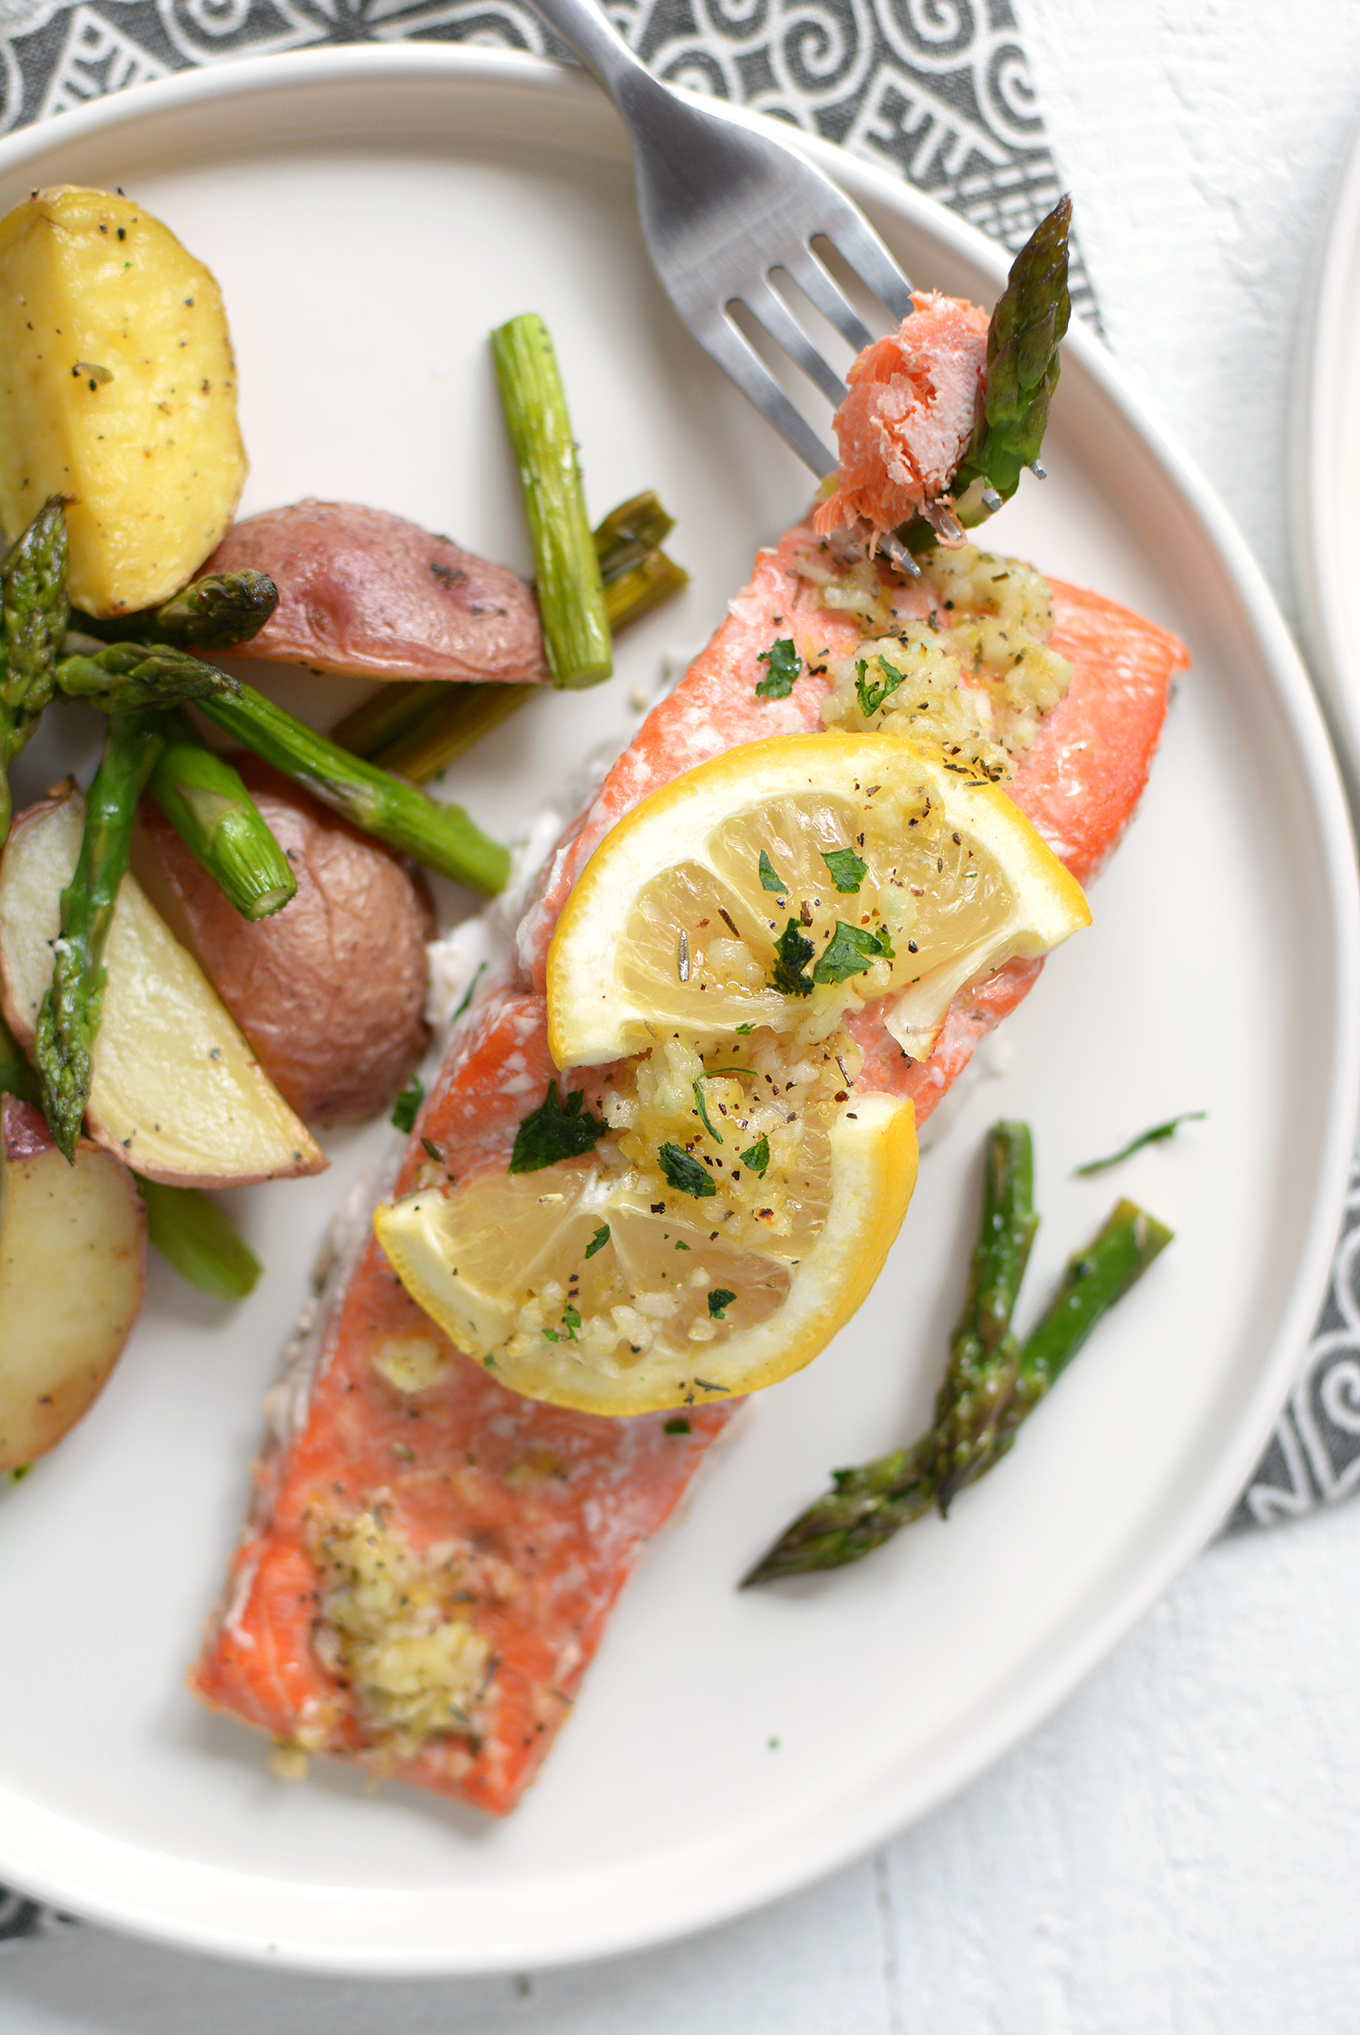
[525,0,916,485]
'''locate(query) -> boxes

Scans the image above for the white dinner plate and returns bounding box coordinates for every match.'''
[1292,105,1360,811]
[0,45,1355,1977]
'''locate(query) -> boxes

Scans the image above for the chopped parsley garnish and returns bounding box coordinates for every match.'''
[584,1223,611,1259]
[736,1022,754,1035]
[693,1079,724,1144]
[664,1417,692,1435]
[740,1134,770,1176]
[658,1142,717,1198]
[707,1288,737,1320]
[391,1074,424,1133]
[1075,1111,1207,1176]
[562,1302,581,1342]
[755,638,801,698]
[855,653,907,718]
[758,849,787,893]
[509,1081,606,1173]
[821,846,867,893]
[771,918,815,996]
[812,919,894,984]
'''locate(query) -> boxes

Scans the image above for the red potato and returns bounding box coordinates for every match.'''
[0,1095,146,1470]
[0,790,326,1187]
[203,501,550,685]
[139,756,434,1126]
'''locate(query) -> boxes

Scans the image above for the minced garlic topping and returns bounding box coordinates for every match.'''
[797,538,1072,772]
[310,1510,491,1756]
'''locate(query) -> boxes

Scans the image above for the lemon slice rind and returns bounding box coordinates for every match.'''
[546,733,1090,1071]
[374,1092,917,1416]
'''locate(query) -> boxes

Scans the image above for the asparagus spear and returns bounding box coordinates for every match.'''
[604,549,689,632]
[902,197,1072,550]
[369,681,536,785]
[0,498,69,845]
[145,712,297,920]
[994,1198,1173,1442]
[594,491,675,584]
[745,1125,1033,1581]
[744,1187,1171,1583]
[0,1009,41,1108]
[196,679,509,893]
[741,1433,940,1583]
[491,313,612,690]
[932,1121,1039,1514]
[137,1178,261,1298]
[73,569,279,652]
[55,638,243,714]
[33,716,163,1159]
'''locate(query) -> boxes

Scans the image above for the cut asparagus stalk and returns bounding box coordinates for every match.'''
[604,549,689,632]
[491,313,611,690]
[33,716,163,1158]
[372,681,535,785]
[146,713,297,920]
[56,639,243,714]
[196,679,509,893]
[741,1434,939,1583]
[73,569,279,652]
[137,1177,261,1298]
[0,498,69,846]
[328,680,448,763]
[998,1198,1173,1433]
[932,1120,1039,1513]
[594,491,675,584]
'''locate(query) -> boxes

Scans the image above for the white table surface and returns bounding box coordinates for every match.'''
[7,1,1360,2026]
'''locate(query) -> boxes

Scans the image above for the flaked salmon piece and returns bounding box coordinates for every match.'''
[192,512,1187,1815]
[813,293,988,545]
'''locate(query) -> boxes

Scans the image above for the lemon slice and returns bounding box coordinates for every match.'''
[374,1084,916,1416]
[547,733,1090,1068]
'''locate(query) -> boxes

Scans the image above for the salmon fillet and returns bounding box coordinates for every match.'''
[191,516,1187,1815]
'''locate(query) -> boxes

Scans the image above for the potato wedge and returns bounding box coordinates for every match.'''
[139,755,433,1125]
[0,185,247,615]
[0,790,325,1187]
[0,1094,145,1470]
[204,501,549,685]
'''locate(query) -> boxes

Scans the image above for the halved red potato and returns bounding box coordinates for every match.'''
[0,1095,146,1469]
[0,790,325,1187]
[137,755,433,1125]
[204,501,550,685]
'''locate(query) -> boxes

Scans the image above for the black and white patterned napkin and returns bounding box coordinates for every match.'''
[0,0,1350,1947]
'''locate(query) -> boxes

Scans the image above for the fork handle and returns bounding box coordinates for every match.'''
[528,0,653,102]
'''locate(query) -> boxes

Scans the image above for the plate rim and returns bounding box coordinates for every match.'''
[0,40,1355,1976]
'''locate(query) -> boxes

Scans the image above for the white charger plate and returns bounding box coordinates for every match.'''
[1293,105,1360,809]
[0,45,1355,1978]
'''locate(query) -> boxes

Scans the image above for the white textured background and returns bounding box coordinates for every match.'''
[6,1,1360,2027]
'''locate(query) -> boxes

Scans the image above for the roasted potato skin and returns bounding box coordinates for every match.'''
[0,186,247,616]
[0,790,325,1187]
[0,1095,146,1470]
[204,500,550,684]
[140,755,434,1125]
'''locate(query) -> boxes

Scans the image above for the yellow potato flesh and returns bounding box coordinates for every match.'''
[0,793,325,1187]
[0,1107,145,1469]
[0,185,247,615]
